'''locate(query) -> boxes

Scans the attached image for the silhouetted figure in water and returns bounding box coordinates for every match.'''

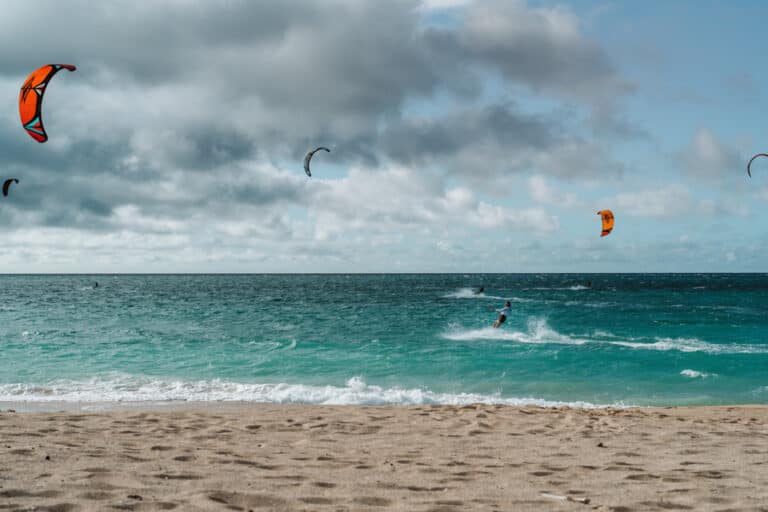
[93,282,99,289]
[475,286,484,295]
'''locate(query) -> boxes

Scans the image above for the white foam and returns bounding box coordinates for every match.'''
[442,318,589,345]
[611,337,768,354]
[526,285,589,291]
[680,369,717,379]
[564,300,613,308]
[444,321,768,355]
[592,330,638,340]
[442,288,507,300]
[0,374,613,408]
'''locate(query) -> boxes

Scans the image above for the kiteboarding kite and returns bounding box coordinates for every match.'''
[2,179,18,197]
[597,210,614,237]
[19,64,76,143]
[304,147,330,177]
[747,153,767,178]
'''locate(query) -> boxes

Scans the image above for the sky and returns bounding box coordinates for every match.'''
[0,0,766,273]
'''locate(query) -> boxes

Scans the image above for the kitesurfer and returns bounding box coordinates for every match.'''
[493,300,511,328]
[474,286,484,295]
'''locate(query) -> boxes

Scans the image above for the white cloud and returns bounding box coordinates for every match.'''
[455,0,632,101]
[680,128,742,179]
[527,175,583,208]
[610,185,692,218]
[308,166,559,239]
[421,0,471,8]
[607,184,749,219]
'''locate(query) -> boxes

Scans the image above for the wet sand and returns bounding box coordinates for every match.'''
[0,404,766,511]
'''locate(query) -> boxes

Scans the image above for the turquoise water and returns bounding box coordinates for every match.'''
[0,274,766,407]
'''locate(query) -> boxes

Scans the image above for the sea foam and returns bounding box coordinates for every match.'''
[680,369,717,378]
[442,288,507,300]
[611,337,768,354]
[442,318,589,345]
[443,320,768,355]
[0,375,613,408]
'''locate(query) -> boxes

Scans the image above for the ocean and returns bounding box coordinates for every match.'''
[0,274,765,408]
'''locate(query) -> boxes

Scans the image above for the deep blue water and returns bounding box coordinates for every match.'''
[0,274,765,407]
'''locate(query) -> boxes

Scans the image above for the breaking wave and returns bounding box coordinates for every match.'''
[0,375,611,408]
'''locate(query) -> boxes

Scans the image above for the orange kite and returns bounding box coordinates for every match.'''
[597,210,614,237]
[19,64,76,143]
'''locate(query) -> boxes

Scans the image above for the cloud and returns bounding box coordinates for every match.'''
[381,103,625,183]
[420,0,471,9]
[607,184,749,219]
[610,185,693,218]
[433,0,633,102]
[307,166,559,241]
[0,1,638,270]
[527,175,583,208]
[679,128,743,179]
[0,0,631,170]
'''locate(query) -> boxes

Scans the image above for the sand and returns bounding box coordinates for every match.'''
[0,404,766,511]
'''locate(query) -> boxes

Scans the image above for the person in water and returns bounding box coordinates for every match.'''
[493,300,511,328]
[475,286,484,295]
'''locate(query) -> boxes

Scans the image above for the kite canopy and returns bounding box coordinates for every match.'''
[2,179,18,197]
[303,147,330,177]
[747,153,768,178]
[597,210,614,237]
[19,64,76,143]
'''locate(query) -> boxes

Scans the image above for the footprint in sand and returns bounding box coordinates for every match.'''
[231,459,280,470]
[693,470,725,479]
[207,491,287,508]
[27,504,76,512]
[625,473,660,481]
[299,497,334,504]
[81,467,111,474]
[153,473,203,480]
[353,496,392,506]
[78,491,114,500]
[263,474,306,481]
[640,500,693,510]
[0,489,62,498]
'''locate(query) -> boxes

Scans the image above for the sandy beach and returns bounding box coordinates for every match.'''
[0,404,766,511]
